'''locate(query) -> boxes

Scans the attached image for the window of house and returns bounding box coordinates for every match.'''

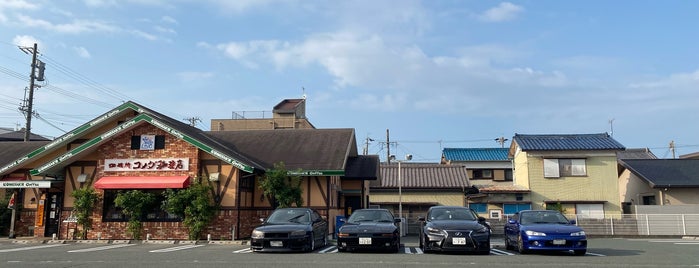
[504,169,513,181]
[543,158,587,178]
[472,169,493,179]
[503,203,531,215]
[102,190,180,222]
[469,203,487,214]
[642,195,656,205]
[575,203,604,219]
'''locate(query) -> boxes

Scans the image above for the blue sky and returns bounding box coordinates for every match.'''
[1,0,698,162]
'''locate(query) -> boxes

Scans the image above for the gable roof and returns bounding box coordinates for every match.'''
[0,130,50,141]
[617,148,657,159]
[619,159,699,188]
[0,101,264,176]
[205,128,357,174]
[443,148,509,161]
[0,141,50,171]
[512,133,625,151]
[372,163,470,189]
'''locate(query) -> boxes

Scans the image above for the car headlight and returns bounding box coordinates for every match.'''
[525,230,546,236]
[290,230,307,237]
[251,230,264,239]
[426,226,447,236]
[571,231,586,236]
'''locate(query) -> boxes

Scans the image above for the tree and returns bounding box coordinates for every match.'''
[71,188,100,239]
[258,162,303,209]
[114,190,156,240]
[162,181,217,240]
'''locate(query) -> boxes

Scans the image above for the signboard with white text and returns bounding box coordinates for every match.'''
[104,158,189,172]
[0,181,51,188]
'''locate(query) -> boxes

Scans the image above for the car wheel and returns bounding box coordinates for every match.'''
[420,234,429,253]
[322,234,327,247]
[517,235,529,254]
[394,237,401,253]
[574,249,587,256]
[306,236,315,252]
[504,237,514,250]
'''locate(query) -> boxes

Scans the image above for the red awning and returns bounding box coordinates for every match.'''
[1,177,26,181]
[94,176,190,189]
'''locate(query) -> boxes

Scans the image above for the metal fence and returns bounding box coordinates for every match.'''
[400,213,699,237]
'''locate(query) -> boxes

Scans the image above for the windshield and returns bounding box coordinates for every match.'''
[347,210,394,224]
[266,209,311,224]
[429,207,476,221]
[520,211,570,225]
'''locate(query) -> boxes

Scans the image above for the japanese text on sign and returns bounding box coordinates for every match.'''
[104,158,189,172]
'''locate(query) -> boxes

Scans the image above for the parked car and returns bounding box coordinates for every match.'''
[336,208,401,252]
[504,210,587,255]
[250,208,328,252]
[418,206,491,254]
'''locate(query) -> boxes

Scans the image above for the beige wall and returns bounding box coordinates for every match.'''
[515,150,622,214]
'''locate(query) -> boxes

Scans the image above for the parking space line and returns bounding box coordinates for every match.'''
[233,248,252,253]
[318,246,337,253]
[674,243,699,245]
[149,244,204,253]
[404,247,412,254]
[0,244,69,253]
[413,247,423,254]
[490,248,514,255]
[586,252,606,256]
[67,244,135,253]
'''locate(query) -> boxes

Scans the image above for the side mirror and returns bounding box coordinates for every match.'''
[418,216,425,221]
[394,218,401,223]
[340,218,346,223]
[569,220,576,225]
[477,216,487,223]
[508,219,516,224]
[259,218,265,223]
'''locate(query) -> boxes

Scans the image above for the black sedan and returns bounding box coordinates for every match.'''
[337,209,401,252]
[250,208,328,252]
[418,206,491,254]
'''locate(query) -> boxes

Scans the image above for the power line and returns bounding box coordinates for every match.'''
[39,54,132,102]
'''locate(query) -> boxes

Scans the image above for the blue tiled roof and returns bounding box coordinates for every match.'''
[513,133,625,151]
[442,148,509,161]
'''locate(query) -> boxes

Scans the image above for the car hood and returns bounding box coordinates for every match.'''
[521,224,584,234]
[254,223,310,232]
[340,222,397,233]
[428,220,486,230]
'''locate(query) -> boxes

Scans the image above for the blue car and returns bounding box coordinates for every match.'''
[504,210,587,255]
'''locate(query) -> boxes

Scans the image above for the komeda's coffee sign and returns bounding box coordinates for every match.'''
[1,181,51,188]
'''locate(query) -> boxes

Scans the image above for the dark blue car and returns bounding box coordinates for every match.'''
[504,210,587,255]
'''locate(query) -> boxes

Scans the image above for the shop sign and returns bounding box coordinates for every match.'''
[0,181,51,188]
[105,158,189,172]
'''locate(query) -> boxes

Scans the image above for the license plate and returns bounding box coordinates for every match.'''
[553,239,566,245]
[452,237,466,245]
[270,241,283,247]
[359,237,372,245]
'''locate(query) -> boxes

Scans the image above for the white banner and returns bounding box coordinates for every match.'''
[1,181,51,188]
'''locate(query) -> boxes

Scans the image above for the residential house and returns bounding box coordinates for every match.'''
[508,133,626,218]
[0,101,377,240]
[442,148,530,219]
[618,159,699,214]
[369,163,472,234]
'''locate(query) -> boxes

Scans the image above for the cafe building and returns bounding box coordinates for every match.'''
[0,101,378,240]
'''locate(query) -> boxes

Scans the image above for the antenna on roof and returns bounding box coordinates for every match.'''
[495,136,509,148]
[302,87,307,99]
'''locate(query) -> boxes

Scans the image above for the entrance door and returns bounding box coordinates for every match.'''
[344,196,362,216]
[44,192,63,237]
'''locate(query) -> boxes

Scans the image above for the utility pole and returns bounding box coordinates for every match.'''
[670,140,676,159]
[21,43,39,142]
[386,129,391,163]
[495,136,509,148]
[183,117,201,127]
[363,136,374,155]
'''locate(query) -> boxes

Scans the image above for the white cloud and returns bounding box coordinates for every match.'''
[12,35,40,47]
[154,25,176,34]
[161,16,177,24]
[478,2,524,22]
[206,0,280,13]
[73,46,91,58]
[16,14,118,34]
[0,0,39,10]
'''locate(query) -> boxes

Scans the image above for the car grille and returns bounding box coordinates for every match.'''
[264,232,289,239]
